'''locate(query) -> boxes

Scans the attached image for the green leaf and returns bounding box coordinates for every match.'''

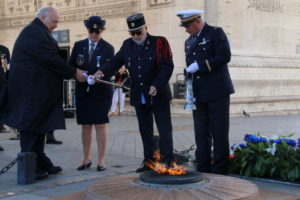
[245,166,253,177]
[287,169,297,181]
[243,149,255,154]
[247,143,258,150]
[286,133,295,138]
[270,166,277,177]
[295,167,300,179]
[259,164,267,177]
[258,142,264,152]
[281,140,288,149]
[255,157,263,172]
[280,170,287,181]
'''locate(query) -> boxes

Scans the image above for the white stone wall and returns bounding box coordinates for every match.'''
[1,0,300,115]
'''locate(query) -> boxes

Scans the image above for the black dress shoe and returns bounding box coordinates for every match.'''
[0,145,4,151]
[77,160,92,170]
[47,166,62,174]
[36,170,48,180]
[97,165,106,171]
[136,163,151,173]
[46,139,63,144]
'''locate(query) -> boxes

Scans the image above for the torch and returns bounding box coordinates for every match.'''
[184,73,196,110]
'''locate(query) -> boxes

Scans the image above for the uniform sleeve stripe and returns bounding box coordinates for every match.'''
[205,60,212,72]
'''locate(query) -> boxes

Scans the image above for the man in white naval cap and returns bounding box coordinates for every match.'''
[176,9,235,174]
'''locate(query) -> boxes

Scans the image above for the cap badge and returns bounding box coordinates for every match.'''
[93,24,97,29]
[131,22,135,27]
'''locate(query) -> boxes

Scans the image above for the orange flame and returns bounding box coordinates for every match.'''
[145,151,187,175]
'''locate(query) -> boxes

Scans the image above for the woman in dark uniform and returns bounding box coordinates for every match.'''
[69,16,114,171]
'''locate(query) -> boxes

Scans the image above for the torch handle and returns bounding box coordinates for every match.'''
[95,78,130,91]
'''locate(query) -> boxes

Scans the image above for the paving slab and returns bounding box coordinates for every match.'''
[1,114,300,199]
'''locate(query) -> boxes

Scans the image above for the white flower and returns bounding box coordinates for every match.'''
[265,143,277,155]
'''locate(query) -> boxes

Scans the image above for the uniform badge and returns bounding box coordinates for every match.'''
[76,54,85,66]
[96,56,101,68]
[198,37,210,46]
[93,24,97,29]
[131,22,135,27]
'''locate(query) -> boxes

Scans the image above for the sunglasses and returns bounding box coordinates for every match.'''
[129,30,142,36]
[89,29,100,34]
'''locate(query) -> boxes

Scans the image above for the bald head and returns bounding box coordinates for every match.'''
[36,7,60,32]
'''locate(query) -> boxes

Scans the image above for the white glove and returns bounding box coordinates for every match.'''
[186,62,199,73]
[87,75,95,85]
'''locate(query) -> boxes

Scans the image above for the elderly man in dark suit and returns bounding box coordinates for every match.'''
[94,13,175,173]
[3,7,87,180]
[177,9,235,174]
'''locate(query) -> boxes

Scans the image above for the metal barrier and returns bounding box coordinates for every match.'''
[173,73,185,99]
[63,79,76,118]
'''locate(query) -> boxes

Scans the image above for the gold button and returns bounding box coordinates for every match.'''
[139,74,141,77]
[203,48,206,50]
[138,66,141,69]
[149,57,152,60]
[138,57,140,60]
[193,52,196,55]
[140,83,143,86]
[197,76,200,79]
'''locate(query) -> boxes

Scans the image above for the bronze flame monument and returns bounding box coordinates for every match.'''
[54,172,261,200]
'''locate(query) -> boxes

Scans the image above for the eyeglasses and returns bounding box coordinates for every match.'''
[89,29,100,34]
[129,30,142,36]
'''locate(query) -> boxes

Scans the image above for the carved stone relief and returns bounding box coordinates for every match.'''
[148,0,174,9]
[5,0,37,15]
[40,0,76,8]
[0,0,138,28]
[247,0,284,13]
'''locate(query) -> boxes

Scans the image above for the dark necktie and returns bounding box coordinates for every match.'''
[89,43,95,62]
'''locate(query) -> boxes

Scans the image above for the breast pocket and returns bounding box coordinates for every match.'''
[142,56,156,72]
[200,42,212,53]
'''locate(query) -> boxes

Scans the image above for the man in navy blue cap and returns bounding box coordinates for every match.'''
[94,13,175,173]
[69,16,114,172]
[177,9,235,174]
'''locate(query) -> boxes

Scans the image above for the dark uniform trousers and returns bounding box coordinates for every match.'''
[193,96,230,174]
[20,131,54,171]
[135,102,173,162]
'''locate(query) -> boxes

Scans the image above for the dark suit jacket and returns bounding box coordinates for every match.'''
[69,38,114,99]
[100,33,174,107]
[185,23,235,102]
[4,18,76,132]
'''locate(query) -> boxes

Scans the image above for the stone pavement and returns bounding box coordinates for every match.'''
[1,114,300,199]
